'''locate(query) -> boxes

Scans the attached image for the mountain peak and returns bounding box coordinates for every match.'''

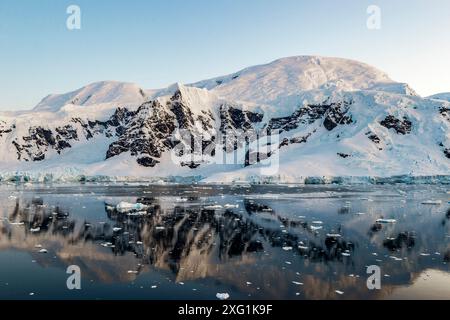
[34,81,147,112]
[189,55,415,107]
[428,92,450,102]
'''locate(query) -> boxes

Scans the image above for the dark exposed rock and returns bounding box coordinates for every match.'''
[268,104,330,133]
[367,132,381,144]
[444,149,450,159]
[337,153,351,158]
[383,232,415,251]
[245,151,272,167]
[0,121,12,137]
[440,107,450,122]
[136,157,159,167]
[323,101,353,131]
[181,161,201,169]
[244,200,273,214]
[380,115,412,134]
[106,101,176,160]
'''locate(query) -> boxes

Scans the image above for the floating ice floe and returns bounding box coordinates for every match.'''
[116,201,148,213]
[326,234,342,238]
[101,242,114,247]
[127,211,148,216]
[389,256,403,261]
[204,205,223,210]
[216,293,230,300]
[421,200,442,205]
[376,219,397,224]
[224,204,239,209]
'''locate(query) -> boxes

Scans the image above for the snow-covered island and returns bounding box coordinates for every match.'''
[0,56,449,184]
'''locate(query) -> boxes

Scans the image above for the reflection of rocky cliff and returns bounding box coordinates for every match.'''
[0,193,449,299]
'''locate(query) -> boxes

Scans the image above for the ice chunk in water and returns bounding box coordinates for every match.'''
[421,200,442,205]
[116,202,148,213]
[376,219,397,224]
[224,204,239,209]
[204,205,223,210]
[216,293,230,300]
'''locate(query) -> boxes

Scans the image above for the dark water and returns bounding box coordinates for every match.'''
[0,183,449,300]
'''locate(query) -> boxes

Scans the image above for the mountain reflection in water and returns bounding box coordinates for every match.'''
[0,184,449,300]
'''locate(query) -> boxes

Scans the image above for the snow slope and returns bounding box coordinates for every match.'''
[34,81,147,112]
[428,93,450,102]
[0,56,449,183]
[190,56,417,107]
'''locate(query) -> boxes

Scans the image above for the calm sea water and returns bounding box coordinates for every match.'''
[0,183,449,300]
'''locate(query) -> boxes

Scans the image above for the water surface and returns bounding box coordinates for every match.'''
[0,183,449,300]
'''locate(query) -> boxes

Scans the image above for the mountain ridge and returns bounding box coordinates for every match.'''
[1,55,449,183]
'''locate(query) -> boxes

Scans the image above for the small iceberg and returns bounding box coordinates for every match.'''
[376,219,397,224]
[421,200,442,205]
[326,234,342,238]
[224,204,239,209]
[127,211,148,216]
[204,205,223,210]
[127,270,138,274]
[116,201,148,213]
[216,293,230,300]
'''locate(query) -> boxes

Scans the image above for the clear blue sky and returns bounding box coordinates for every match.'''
[1,0,449,110]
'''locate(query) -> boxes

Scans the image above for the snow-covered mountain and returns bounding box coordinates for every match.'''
[428,93,450,102]
[0,56,449,183]
[34,81,147,112]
